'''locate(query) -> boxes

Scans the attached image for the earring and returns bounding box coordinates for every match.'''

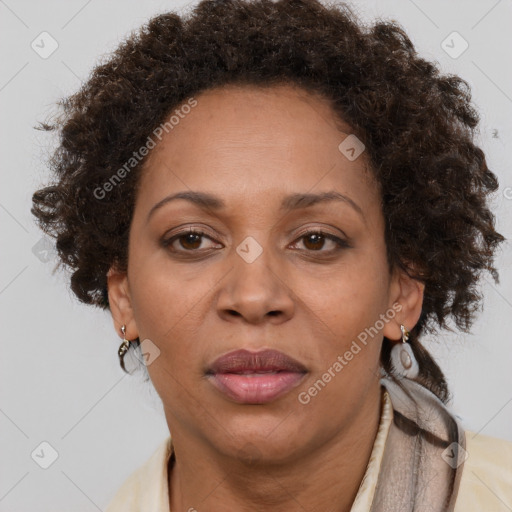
[390,324,419,379]
[118,325,131,373]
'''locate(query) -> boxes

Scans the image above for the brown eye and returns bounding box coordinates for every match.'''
[302,232,326,251]
[292,230,350,253]
[162,229,221,253]
[178,232,203,250]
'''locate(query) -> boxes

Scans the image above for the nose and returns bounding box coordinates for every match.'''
[216,243,295,325]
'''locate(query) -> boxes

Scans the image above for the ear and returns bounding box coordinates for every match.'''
[107,265,139,340]
[383,266,425,342]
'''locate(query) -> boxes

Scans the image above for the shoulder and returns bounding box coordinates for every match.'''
[104,436,172,512]
[454,431,512,512]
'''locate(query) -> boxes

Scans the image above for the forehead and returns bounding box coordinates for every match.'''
[136,83,379,216]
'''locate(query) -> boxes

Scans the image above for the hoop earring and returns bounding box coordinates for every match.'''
[390,324,419,379]
[118,325,132,374]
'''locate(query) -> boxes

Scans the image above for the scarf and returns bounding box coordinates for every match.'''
[372,376,466,511]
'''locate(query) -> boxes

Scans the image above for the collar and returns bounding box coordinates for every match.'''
[350,388,393,511]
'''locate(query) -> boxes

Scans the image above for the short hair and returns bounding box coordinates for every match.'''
[31,0,504,401]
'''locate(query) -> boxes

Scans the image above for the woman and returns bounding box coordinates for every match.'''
[31,0,512,510]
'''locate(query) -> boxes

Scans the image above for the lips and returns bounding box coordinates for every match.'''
[207,349,308,375]
[206,349,307,404]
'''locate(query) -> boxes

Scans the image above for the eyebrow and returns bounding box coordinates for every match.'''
[146,190,364,223]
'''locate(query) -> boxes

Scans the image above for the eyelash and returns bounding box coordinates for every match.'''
[161,228,350,256]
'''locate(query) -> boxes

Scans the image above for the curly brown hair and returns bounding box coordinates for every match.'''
[31,0,504,401]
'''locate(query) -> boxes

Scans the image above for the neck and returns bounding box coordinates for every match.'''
[168,385,382,512]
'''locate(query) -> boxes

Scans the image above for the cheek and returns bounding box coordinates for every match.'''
[127,236,212,335]
[126,248,230,388]
[292,261,389,412]
[292,263,391,407]
[128,240,391,349]
[127,261,209,409]
[294,253,390,339]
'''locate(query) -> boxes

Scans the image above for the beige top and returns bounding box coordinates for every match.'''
[104,390,512,511]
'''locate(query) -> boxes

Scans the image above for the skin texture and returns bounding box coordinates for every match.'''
[31,0,505,409]
[108,84,424,512]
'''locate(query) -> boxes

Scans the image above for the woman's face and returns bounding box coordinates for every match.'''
[109,83,418,462]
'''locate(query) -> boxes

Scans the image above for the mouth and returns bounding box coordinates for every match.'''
[205,349,308,404]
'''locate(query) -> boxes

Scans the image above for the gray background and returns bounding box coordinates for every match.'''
[1,0,511,510]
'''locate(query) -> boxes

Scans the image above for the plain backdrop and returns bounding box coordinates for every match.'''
[1,0,511,510]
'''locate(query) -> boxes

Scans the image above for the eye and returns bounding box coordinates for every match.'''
[290,230,350,253]
[162,227,350,256]
[162,228,222,253]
